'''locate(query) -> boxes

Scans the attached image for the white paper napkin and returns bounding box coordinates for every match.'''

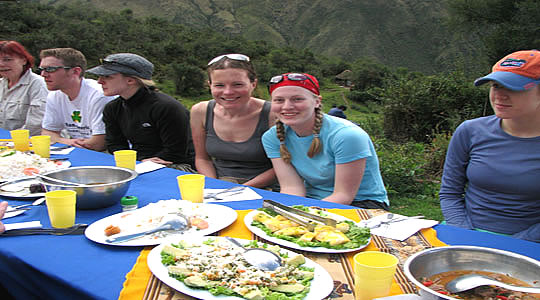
[203,187,262,203]
[135,161,166,174]
[50,146,75,155]
[4,221,42,231]
[361,213,439,241]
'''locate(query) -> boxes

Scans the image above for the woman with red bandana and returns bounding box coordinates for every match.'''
[190,54,278,189]
[262,73,388,208]
[0,41,47,136]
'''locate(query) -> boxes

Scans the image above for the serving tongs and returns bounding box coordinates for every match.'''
[262,199,337,231]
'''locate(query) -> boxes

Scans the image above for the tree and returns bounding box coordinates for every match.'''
[446,0,540,67]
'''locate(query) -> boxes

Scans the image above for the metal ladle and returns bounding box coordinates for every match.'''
[225,237,282,271]
[446,274,540,294]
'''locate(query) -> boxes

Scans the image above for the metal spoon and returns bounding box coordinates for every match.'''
[446,274,540,294]
[105,217,189,243]
[225,237,282,271]
[34,173,85,186]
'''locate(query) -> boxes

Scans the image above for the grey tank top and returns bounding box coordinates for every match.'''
[205,100,273,180]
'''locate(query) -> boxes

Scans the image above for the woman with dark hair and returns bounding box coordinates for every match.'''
[0,41,47,136]
[190,54,277,189]
[262,73,388,208]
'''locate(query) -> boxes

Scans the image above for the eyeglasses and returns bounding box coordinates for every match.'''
[207,54,250,66]
[268,73,320,94]
[37,66,72,73]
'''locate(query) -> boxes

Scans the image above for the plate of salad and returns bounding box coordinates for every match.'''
[148,236,334,300]
[245,205,371,253]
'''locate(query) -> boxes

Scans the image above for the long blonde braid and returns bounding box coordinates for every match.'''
[307,107,323,158]
[276,107,323,164]
[276,120,292,164]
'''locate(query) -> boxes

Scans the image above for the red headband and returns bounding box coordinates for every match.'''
[268,73,320,95]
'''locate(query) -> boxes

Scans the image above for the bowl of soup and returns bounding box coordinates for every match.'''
[403,246,540,300]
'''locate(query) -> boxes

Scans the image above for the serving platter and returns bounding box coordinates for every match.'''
[85,200,237,246]
[245,208,371,253]
[147,236,334,300]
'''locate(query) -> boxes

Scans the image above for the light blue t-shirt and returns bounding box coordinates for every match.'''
[262,114,388,205]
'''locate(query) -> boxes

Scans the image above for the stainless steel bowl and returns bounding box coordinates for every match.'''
[40,166,138,210]
[403,246,540,300]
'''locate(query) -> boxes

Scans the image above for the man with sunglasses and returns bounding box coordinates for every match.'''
[39,48,114,151]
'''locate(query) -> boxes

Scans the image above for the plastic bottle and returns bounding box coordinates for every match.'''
[121,196,138,211]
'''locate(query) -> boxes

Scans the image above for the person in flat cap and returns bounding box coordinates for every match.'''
[261,72,388,208]
[440,50,540,242]
[39,48,115,151]
[87,53,194,170]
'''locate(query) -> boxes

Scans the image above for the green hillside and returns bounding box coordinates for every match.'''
[40,0,451,73]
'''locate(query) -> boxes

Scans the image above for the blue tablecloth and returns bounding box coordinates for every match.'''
[0,129,538,300]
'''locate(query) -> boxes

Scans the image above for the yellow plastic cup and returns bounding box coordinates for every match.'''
[113,150,137,170]
[177,174,205,203]
[10,129,30,152]
[353,251,399,300]
[45,190,77,228]
[30,135,51,158]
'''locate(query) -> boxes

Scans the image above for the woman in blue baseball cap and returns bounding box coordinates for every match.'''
[440,50,540,242]
[87,53,195,171]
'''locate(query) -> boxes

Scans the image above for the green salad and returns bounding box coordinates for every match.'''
[161,238,317,300]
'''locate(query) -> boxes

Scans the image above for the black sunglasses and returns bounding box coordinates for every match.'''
[269,73,319,94]
[36,66,72,73]
[100,58,139,72]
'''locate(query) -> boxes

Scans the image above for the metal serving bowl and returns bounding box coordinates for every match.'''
[40,166,138,210]
[403,246,540,300]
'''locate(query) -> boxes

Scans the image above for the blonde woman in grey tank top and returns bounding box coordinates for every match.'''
[190,54,278,189]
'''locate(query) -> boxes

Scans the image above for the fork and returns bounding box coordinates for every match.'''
[105,217,189,243]
[204,186,246,200]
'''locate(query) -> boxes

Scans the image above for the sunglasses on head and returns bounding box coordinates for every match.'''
[207,54,250,66]
[36,66,72,73]
[269,73,320,94]
[99,58,139,71]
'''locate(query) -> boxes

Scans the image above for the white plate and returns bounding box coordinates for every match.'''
[85,200,237,246]
[147,236,334,300]
[0,177,46,199]
[245,209,370,253]
[0,151,71,182]
[0,160,70,199]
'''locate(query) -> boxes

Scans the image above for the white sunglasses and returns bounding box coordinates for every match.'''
[207,54,250,66]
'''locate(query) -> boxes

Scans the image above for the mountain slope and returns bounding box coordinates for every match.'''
[42,0,450,73]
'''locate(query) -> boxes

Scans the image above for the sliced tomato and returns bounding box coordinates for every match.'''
[422,280,434,287]
[23,167,40,176]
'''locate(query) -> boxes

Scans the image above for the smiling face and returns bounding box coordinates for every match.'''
[0,53,26,83]
[489,82,540,120]
[208,68,256,108]
[271,86,321,135]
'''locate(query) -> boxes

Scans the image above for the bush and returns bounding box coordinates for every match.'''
[380,71,487,143]
[374,138,429,196]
